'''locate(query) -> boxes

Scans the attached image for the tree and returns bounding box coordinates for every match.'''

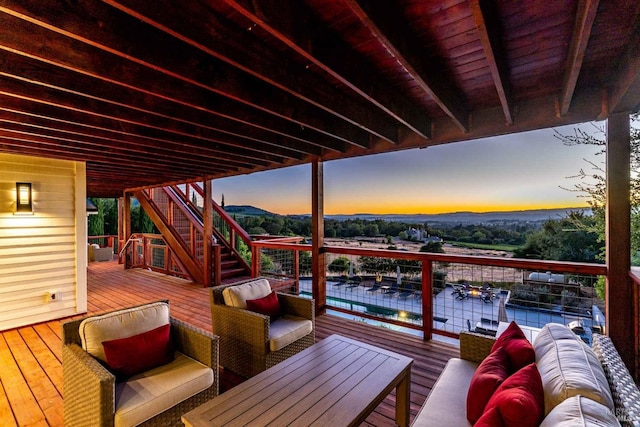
[88,197,105,236]
[420,241,445,253]
[328,256,351,273]
[557,114,640,263]
[514,212,600,262]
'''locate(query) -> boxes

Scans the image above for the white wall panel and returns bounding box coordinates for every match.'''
[0,153,87,330]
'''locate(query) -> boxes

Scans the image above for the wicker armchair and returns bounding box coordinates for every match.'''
[211,279,315,378]
[62,301,219,427]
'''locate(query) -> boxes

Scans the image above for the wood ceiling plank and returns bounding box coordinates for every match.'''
[216,0,431,140]
[104,0,406,146]
[344,0,470,133]
[470,0,513,125]
[560,0,599,116]
[0,114,264,170]
[0,76,297,165]
[0,1,380,148]
[0,52,314,160]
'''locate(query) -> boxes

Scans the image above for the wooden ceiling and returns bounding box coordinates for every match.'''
[1,0,639,197]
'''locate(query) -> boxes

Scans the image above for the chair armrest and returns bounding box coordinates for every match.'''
[170,317,219,368]
[459,331,496,364]
[278,293,314,321]
[211,303,270,344]
[63,343,115,427]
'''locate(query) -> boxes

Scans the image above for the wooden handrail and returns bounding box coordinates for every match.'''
[187,182,252,245]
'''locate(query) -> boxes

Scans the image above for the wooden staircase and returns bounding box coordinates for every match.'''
[132,184,252,285]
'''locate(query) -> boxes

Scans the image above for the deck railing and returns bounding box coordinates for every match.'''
[250,240,607,340]
[122,233,192,279]
[88,235,118,252]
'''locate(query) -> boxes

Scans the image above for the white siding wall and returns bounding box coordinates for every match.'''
[0,153,87,331]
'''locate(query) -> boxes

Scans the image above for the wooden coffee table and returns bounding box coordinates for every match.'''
[182,334,413,427]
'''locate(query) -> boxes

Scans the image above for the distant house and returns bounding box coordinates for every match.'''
[406,228,443,243]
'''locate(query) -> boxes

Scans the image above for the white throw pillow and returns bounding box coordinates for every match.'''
[79,301,170,363]
[540,395,621,427]
[222,279,272,309]
[534,323,614,415]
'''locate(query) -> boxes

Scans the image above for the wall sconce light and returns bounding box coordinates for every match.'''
[15,182,33,214]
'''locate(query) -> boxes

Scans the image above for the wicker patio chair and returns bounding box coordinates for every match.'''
[62,301,219,427]
[211,278,315,378]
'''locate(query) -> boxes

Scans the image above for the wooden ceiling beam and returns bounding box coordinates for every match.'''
[0,114,266,170]
[608,12,640,114]
[217,0,431,141]
[345,0,470,133]
[0,130,243,174]
[470,0,514,125]
[0,21,346,155]
[0,1,378,148]
[0,53,313,160]
[104,0,406,146]
[0,94,299,165]
[0,77,299,165]
[559,0,599,116]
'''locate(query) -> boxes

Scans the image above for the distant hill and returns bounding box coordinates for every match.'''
[224,205,276,216]
[224,205,590,224]
[325,207,591,224]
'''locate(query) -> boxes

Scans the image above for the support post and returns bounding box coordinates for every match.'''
[122,193,131,268]
[203,179,213,287]
[312,159,327,315]
[421,259,433,340]
[117,197,125,264]
[606,112,634,376]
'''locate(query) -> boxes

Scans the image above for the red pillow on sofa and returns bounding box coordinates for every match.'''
[102,323,174,379]
[491,321,535,372]
[466,346,510,424]
[474,406,505,427]
[482,363,544,427]
[246,291,281,320]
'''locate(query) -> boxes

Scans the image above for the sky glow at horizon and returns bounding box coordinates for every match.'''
[213,122,606,215]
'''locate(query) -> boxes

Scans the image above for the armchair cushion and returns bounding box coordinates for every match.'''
[103,323,174,379]
[79,301,170,363]
[114,353,214,427]
[247,290,281,320]
[269,315,313,352]
[222,278,271,309]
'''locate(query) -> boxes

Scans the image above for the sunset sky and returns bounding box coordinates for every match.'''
[213,122,605,215]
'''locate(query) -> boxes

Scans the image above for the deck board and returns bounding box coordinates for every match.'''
[0,260,459,426]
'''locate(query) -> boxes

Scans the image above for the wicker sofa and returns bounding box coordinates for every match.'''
[210,277,315,378]
[412,324,640,426]
[62,301,219,427]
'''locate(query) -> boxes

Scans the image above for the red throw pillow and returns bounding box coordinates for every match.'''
[246,291,281,320]
[474,406,505,427]
[491,321,535,372]
[466,346,510,424]
[102,323,174,379]
[482,363,544,427]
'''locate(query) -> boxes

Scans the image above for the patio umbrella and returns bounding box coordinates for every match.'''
[397,266,402,285]
[498,297,509,323]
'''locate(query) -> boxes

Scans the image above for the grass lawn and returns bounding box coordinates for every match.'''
[448,241,521,252]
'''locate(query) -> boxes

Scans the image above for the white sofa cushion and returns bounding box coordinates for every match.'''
[540,395,622,427]
[222,279,272,309]
[79,301,170,363]
[269,315,313,352]
[534,323,614,415]
[114,353,213,427]
[411,358,477,427]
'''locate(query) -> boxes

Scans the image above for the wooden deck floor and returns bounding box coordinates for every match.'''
[0,261,459,426]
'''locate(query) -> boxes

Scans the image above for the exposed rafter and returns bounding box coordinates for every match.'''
[345,0,469,133]
[217,0,432,141]
[470,0,513,125]
[609,12,640,114]
[559,0,599,116]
